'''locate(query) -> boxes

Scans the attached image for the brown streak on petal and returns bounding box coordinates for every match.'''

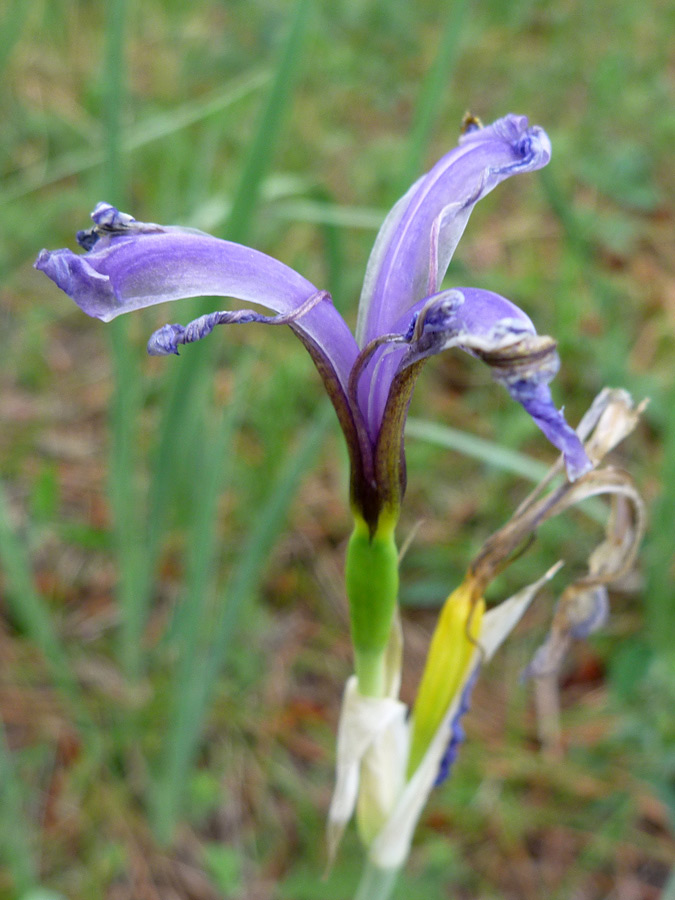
[472,334,559,384]
[290,325,377,526]
[372,361,425,530]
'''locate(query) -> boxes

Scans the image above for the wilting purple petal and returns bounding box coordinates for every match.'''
[434,665,479,787]
[371,287,591,481]
[357,114,551,345]
[509,382,592,481]
[569,586,609,639]
[147,290,329,355]
[35,204,359,394]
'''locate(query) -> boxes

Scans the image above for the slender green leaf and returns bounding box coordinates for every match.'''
[0,482,92,731]
[645,390,675,655]
[225,0,312,244]
[406,418,607,524]
[98,0,147,683]
[307,186,349,310]
[0,0,30,79]
[151,403,332,844]
[0,70,268,206]
[406,417,550,481]
[164,352,256,648]
[0,707,37,893]
[397,0,470,193]
[272,199,386,230]
[117,0,313,689]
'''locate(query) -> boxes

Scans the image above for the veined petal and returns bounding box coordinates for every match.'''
[357,114,551,345]
[36,205,381,533]
[146,289,329,355]
[396,287,592,480]
[35,203,359,395]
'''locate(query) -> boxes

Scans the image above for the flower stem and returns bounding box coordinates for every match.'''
[354,859,400,900]
[345,516,399,697]
[353,649,387,697]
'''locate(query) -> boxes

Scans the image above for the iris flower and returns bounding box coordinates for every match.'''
[36,114,644,891]
[36,112,594,702]
[35,114,590,537]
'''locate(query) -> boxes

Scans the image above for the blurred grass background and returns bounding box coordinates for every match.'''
[1,0,673,898]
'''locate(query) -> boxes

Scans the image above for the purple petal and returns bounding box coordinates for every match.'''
[510,382,592,481]
[146,290,329,355]
[375,287,591,481]
[35,204,359,394]
[357,114,551,345]
[434,665,479,787]
[569,586,609,639]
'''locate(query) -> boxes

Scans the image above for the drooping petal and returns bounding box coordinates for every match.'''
[146,289,329,355]
[357,114,552,345]
[35,203,359,395]
[394,287,592,481]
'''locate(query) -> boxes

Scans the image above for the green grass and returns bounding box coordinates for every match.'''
[0,0,672,897]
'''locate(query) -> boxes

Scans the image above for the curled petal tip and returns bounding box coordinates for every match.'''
[34,247,115,320]
[34,248,49,270]
[565,450,594,482]
[90,202,135,227]
[459,113,552,170]
[147,324,182,356]
[523,125,552,168]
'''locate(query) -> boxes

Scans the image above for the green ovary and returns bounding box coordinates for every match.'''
[345,515,399,697]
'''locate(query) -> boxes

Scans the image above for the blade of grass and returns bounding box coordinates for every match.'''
[406,417,606,523]
[271,199,386,230]
[102,0,126,202]
[151,402,332,844]
[162,351,256,648]
[99,0,148,683]
[108,326,145,682]
[307,186,349,311]
[406,417,550,481]
[0,719,37,894]
[141,0,314,684]
[0,481,93,733]
[0,70,268,206]
[645,388,675,656]
[148,354,254,840]
[396,0,470,194]
[0,0,30,80]
[225,0,312,245]
[150,0,314,498]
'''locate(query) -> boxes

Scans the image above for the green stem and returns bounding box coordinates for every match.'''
[353,649,387,698]
[354,858,400,900]
[345,517,399,697]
